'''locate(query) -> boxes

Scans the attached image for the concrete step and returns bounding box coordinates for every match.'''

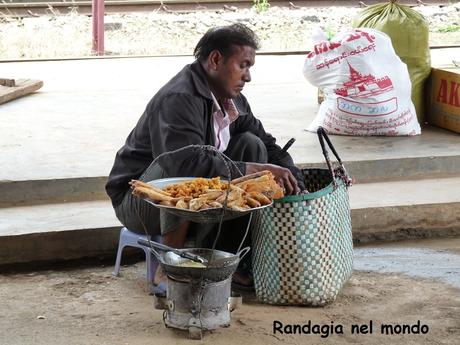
[350,176,460,243]
[0,200,122,266]
[300,154,460,183]
[1,176,459,266]
[2,153,460,207]
[0,176,108,207]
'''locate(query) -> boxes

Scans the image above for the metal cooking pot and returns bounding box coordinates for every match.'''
[149,246,250,282]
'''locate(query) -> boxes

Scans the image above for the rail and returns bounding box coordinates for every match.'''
[0,0,452,17]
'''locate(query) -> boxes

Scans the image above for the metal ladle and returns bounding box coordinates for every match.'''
[137,238,208,264]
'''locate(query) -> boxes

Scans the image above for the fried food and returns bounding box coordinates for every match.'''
[234,174,270,188]
[241,175,284,199]
[208,201,223,208]
[189,198,207,211]
[199,190,224,200]
[130,172,284,212]
[164,177,225,198]
[249,192,272,205]
[245,196,262,208]
[132,186,174,202]
[231,170,271,184]
[129,180,171,196]
[175,198,189,209]
[159,200,175,207]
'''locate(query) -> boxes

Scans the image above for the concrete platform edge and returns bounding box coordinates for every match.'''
[1,202,460,266]
[3,155,460,206]
[352,202,460,243]
[0,226,120,266]
[298,155,460,182]
[0,176,108,206]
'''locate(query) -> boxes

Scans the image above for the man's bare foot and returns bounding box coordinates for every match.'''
[232,271,254,291]
[153,265,167,286]
[151,222,190,289]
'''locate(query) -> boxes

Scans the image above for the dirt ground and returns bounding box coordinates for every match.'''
[0,245,459,345]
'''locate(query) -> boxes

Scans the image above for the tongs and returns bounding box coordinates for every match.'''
[137,238,208,264]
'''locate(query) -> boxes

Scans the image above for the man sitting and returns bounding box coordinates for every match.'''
[106,23,303,293]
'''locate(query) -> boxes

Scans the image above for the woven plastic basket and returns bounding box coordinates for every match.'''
[251,128,353,306]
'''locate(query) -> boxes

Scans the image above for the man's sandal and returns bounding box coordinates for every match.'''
[149,281,167,297]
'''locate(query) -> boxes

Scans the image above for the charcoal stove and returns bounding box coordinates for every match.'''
[149,246,249,339]
[165,275,232,338]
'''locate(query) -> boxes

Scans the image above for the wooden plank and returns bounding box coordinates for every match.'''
[0,78,15,87]
[0,79,43,105]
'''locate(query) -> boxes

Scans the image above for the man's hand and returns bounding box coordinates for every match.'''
[246,162,300,195]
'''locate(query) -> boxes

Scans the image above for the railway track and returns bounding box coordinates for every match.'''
[0,0,452,17]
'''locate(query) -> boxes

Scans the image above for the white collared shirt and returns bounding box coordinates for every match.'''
[211,92,239,152]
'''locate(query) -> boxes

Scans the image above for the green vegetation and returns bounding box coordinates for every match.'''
[437,24,460,33]
[324,27,336,41]
[253,0,270,13]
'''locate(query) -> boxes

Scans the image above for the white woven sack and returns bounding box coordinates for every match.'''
[303,28,421,136]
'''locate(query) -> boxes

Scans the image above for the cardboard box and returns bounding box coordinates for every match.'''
[426,66,460,133]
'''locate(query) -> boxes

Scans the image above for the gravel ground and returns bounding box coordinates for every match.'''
[1,263,459,344]
[0,3,459,59]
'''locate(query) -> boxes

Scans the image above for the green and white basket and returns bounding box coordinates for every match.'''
[251,128,353,306]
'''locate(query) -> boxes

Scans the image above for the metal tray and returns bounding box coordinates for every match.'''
[144,177,271,223]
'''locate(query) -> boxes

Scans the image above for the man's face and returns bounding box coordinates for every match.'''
[213,45,255,99]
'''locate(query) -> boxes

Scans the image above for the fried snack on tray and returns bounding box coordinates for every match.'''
[130,172,284,212]
[164,177,226,198]
[233,171,285,199]
[131,186,174,202]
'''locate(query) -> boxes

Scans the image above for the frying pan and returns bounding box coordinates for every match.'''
[138,239,250,282]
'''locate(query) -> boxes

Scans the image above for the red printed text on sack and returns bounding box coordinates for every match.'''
[314,44,376,71]
[437,79,460,107]
[307,29,376,59]
[323,108,415,136]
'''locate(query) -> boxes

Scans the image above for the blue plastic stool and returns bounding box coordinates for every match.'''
[113,227,161,294]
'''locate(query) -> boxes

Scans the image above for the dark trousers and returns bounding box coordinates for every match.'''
[114,132,268,250]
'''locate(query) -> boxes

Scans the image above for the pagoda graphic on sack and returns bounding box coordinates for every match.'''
[334,62,393,98]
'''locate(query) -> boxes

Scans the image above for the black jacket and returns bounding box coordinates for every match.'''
[106,61,300,207]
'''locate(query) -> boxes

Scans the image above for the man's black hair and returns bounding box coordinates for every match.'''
[194,23,260,62]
